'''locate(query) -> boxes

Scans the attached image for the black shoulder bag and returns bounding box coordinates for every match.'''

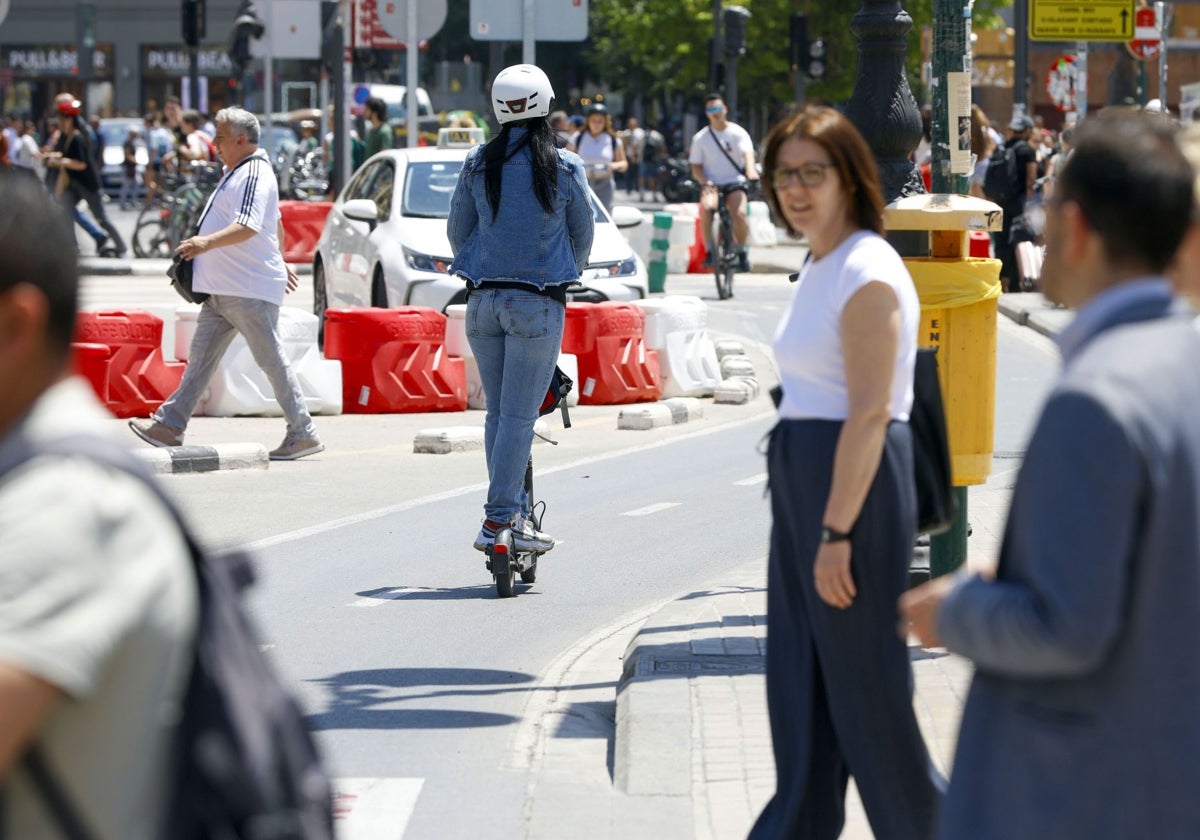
[910,347,958,535]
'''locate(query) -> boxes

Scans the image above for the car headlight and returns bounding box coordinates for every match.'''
[404,247,452,273]
[587,256,640,278]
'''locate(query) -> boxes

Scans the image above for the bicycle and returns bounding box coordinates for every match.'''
[132,162,221,258]
[710,179,749,301]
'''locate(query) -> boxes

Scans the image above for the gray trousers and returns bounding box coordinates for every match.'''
[750,419,944,840]
[155,294,317,440]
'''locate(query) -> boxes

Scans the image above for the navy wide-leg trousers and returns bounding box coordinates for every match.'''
[750,419,945,840]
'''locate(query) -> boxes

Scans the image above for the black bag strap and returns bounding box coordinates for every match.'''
[706,127,746,177]
[192,152,262,235]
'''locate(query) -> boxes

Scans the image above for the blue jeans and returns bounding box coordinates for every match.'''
[466,287,565,524]
[155,294,318,439]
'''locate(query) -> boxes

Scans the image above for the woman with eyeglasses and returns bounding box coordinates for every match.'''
[749,106,944,840]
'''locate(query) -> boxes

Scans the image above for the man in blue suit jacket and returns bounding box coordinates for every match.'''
[900,110,1200,839]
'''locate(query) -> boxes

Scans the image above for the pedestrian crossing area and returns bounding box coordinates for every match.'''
[333,778,424,839]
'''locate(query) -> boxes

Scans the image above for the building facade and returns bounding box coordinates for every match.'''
[0,0,322,121]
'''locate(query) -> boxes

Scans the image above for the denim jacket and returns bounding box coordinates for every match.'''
[447,129,595,290]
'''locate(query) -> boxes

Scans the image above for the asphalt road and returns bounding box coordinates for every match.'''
[79,221,1063,838]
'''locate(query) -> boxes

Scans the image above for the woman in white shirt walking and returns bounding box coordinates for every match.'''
[570,103,627,212]
[748,105,944,840]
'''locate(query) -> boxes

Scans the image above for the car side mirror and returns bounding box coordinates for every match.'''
[343,198,380,231]
[610,205,644,229]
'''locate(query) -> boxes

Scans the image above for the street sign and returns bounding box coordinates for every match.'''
[469,0,589,42]
[1046,53,1080,111]
[375,0,446,44]
[1127,5,1161,59]
[1030,0,1136,42]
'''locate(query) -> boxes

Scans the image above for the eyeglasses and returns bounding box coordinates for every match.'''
[705,105,724,114]
[771,163,835,189]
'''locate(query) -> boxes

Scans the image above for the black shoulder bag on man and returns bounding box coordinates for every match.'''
[168,154,260,305]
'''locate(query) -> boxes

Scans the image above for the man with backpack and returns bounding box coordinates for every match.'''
[983,114,1039,292]
[0,170,198,838]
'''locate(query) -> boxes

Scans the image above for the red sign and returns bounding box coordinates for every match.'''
[1128,6,1161,60]
[1046,54,1079,112]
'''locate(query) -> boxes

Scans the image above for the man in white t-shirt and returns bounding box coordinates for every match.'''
[689,94,760,271]
[0,171,198,840]
[129,107,323,461]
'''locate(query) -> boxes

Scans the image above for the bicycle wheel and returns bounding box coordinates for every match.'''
[133,218,174,259]
[713,219,735,300]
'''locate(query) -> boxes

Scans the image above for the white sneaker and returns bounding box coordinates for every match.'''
[510,515,555,553]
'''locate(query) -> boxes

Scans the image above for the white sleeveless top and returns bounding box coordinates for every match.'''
[773,230,920,421]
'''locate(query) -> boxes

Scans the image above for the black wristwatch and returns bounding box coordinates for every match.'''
[820,525,852,544]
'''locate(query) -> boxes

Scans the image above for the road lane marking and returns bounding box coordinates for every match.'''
[620,502,681,517]
[734,473,767,486]
[236,408,774,555]
[333,778,423,839]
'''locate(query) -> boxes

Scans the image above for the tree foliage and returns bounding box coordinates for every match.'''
[585,0,1009,119]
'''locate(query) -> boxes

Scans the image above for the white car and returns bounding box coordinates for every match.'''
[311,138,648,331]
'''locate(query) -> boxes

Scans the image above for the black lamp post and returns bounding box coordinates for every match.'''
[843,0,925,204]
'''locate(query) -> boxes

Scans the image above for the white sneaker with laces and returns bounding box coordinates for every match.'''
[510,515,555,554]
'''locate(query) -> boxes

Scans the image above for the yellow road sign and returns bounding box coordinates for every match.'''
[1030,0,1136,41]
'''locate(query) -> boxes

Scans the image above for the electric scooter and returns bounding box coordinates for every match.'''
[484,365,573,598]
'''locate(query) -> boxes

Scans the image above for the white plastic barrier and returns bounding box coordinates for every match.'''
[174,305,343,416]
[633,295,720,398]
[445,304,578,411]
[620,211,654,268]
[747,201,778,247]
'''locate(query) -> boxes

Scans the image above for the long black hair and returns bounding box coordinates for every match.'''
[483,117,558,221]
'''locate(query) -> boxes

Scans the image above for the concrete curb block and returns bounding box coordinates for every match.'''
[713,377,760,404]
[713,339,746,361]
[413,420,552,453]
[720,355,756,379]
[617,397,704,431]
[413,426,485,454]
[133,443,268,473]
[78,259,133,276]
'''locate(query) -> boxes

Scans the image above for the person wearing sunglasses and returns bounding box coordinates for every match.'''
[688,93,759,273]
[749,105,944,840]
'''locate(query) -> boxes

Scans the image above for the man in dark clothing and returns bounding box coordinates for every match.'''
[46,99,127,257]
[994,115,1038,292]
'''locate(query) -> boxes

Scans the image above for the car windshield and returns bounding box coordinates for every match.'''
[401,159,613,222]
[99,122,137,146]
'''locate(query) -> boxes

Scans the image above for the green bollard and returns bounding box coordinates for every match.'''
[648,212,673,294]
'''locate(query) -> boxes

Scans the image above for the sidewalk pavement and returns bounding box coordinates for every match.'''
[604,291,1065,839]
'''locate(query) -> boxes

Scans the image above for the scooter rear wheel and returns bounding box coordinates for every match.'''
[491,534,516,598]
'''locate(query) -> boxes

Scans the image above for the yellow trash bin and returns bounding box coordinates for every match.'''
[883,195,1003,486]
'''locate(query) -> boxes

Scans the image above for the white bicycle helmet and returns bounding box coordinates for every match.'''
[491,64,554,125]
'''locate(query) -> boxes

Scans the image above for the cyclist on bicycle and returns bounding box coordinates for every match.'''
[447,64,595,555]
[689,93,759,272]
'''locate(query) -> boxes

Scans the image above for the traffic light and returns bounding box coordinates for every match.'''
[183,0,206,48]
[320,0,342,73]
[76,3,96,81]
[228,0,265,79]
[789,13,807,74]
[723,5,751,59]
[807,38,826,81]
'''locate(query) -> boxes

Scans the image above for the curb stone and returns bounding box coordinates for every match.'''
[713,377,759,405]
[713,339,746,361]
[719,355,756,379]
[617,398,704,431]
[413,419,552,453]
[133,442,268,473]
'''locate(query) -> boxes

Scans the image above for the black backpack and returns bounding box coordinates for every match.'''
[2,434,335,840]
[982,142,1020,205]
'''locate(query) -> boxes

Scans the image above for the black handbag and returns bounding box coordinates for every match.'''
[168,251,209,304]
[910,347,958,535]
